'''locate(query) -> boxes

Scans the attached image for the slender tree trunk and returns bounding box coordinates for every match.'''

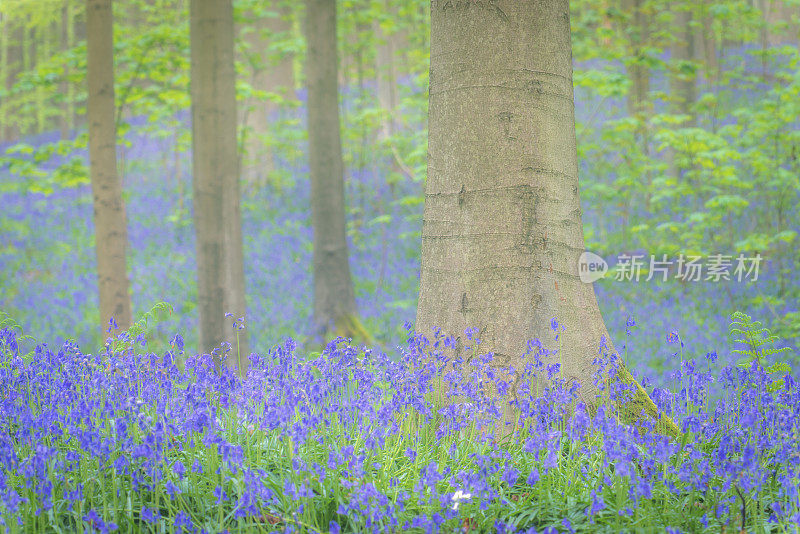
[0,14,8,143]
[622,0,652,213]
[86,0,133,335]
[373,0,399,141]
[417,0,677,438]
[35,22,48,133]
[72,2,87,133]
[391,3,411,74]
[698,2,718,87]
[60,0,75,140]
[3,21,23,141]
[668,7,697,181]
[306,0,360,340]
[264,4,295,94]
[240,4,295,187]
[21,18,31,136]
[190,0,250,373]
[672,9,697,117]
[623,0,650,117]
[757,0,772,78]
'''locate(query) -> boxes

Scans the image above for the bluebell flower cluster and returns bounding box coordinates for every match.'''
[0,318,798,533]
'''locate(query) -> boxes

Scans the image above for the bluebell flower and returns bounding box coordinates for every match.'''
[502,467,520,486]
[170,334,184,351]
[173,511,194,533]
[213,485,227,504]
[141,507,160,524]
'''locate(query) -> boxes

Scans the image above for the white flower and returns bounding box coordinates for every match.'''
[451,490,472,511]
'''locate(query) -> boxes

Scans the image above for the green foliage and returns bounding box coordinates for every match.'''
[105,301,174,355]
[729,310,793,392]
[0,309,36,351]
[572,0,800,331]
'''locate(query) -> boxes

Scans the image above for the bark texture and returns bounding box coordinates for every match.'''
[305,0,359,340]
[86,0,133,334]
[190,0,250,373]
[417,0,677,438]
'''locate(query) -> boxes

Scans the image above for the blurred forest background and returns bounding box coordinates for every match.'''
[0,0,798,385]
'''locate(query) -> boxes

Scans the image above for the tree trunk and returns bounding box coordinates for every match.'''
[86,0,133,335]
[671,9,696,121]
[697,2,718,88]
[417,0,678,438]
[190,0,250,373]
[622,0,652,213]
[21,18,31,136]
[667,7,697,181]
[622,0,650,117]
[264,4,295,94]
[35,21,48,133]
[3,19,24,141]
[60,0,76,140]
[306,0,361,341]
[373,1,399,141]
[240,4,295,187]
[0,13,8,143]
[73,2,87,133]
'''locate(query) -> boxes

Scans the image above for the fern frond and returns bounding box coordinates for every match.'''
[729,310,794,391]
[105,301,174,354]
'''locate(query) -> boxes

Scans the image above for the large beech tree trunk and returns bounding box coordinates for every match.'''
[86,0,133,334]
[305,0,359,340]
[417,0,677,438]
[190,0,249,373]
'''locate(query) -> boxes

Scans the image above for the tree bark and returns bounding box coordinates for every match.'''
[60,0,76,140]
[21,17,31,136]
[86,0,133,335]
[240,3,295,187]
[417,0,678,438]
[697,1,718,88]
[306,0,360,340]
[3,19,24,142]
[35,21,48,133]
[373,0,399,141]
[190,0,250,373]
[667,6,697,182]
[263,4,295,94]
[622,0,652,214]
[0,13,8,143]
[622,0,649,117]
[671,9,696,122]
